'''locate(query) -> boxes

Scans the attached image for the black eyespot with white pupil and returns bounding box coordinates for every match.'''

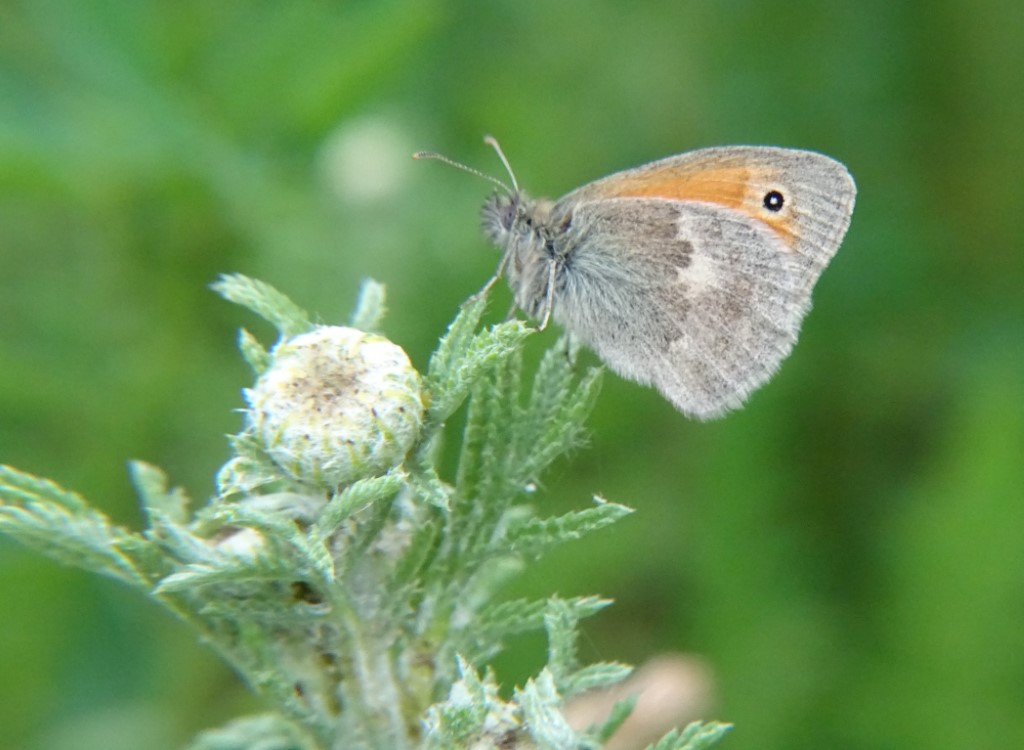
[763,190,785,212]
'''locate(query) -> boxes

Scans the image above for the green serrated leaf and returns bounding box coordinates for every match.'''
[427,294,490,388]
[216,456,270,500]
[515,338,592,458]
[477,595,612,640]
[445,346,530,580]
[407,461,452,511]
[238,327,271,374]
[522,336,580,434]
[198,597,328,626]
[129,460,191,526]
[443,555,524,646]
[426,311,531,425]
[391,508,441,596]
[453,374,491,504]
[145,512,222,566]
[312,472,404,542]
[0,466,150,586]
[349,278,387,332]
[594,695,637,744]
[459,346,525,523]
[515,670,576,750]
[514,366,602,485]
[559,662,632,698]
[203,504,334,584]
[112,533,174,580]
[422,657,515,749]
[156,547,298,593]
[0,464,89,512]
[212,274,313,338]
[647,722,733,750]
[503,498,633,560]
[0,502,150,586]
[185,712,312,750]
[544,597,580,683]
[215,433,284,500]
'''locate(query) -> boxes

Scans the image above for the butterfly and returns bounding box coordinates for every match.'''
[417,137,856,419]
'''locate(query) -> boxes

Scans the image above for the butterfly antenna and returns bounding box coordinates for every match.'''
[483,134,519,192]
[412,150,512,195]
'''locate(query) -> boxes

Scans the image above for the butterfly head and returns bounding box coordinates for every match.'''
[481,190,523,247]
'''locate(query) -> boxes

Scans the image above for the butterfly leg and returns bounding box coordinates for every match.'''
[466,248,512,306]
[535,258,557,331]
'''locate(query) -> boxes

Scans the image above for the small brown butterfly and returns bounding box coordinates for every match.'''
[416,137,855,419]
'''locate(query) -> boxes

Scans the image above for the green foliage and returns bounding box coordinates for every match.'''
[644,723,733,750]
[423,294,533,427]
[469,595,611,665]
[595,696,638,745]
[348,279,388,334]
[211,274,315,340]
[0,466,152,587]
[184,714,309,750]
[0,278,727,750]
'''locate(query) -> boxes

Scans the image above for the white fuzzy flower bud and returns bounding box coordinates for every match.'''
[246,326,424,488]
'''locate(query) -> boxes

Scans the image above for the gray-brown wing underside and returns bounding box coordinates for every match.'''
[550,197,818,419]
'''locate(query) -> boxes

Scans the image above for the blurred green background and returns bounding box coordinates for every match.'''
[1,1,1022,748]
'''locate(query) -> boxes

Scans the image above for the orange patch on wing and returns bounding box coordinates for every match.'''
[606,166,800,248]
[610,166,752,205]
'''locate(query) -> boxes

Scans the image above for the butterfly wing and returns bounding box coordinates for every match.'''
[548,147,855,419]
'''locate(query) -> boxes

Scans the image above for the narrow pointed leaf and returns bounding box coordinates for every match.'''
[0,466,149,586]
[504,499,633,560]
[349,278,387,332]
[237,327,270,374]
[212,274,312,337]
[130,461,191,526]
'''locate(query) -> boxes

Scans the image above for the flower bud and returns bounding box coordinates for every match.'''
[246,326,424,487]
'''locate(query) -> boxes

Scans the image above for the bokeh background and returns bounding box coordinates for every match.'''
[1,1,1022,749]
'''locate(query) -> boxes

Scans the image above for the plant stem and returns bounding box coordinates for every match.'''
[329,586,411,750]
